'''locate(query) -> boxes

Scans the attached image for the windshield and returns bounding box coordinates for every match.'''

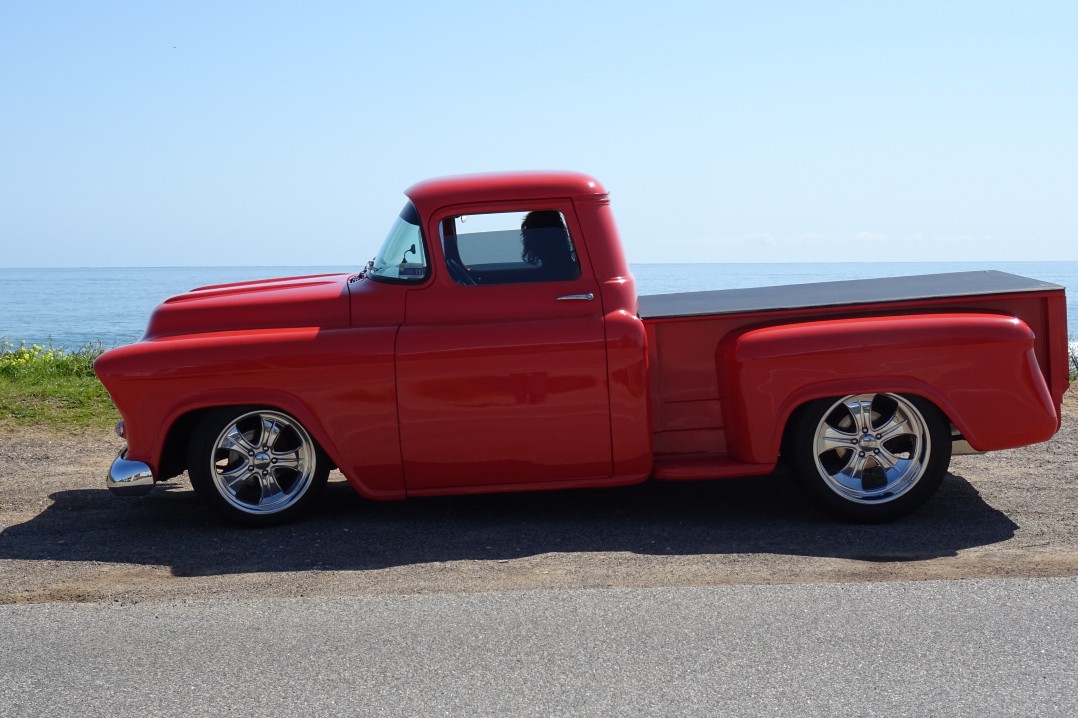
[368,202,428,283]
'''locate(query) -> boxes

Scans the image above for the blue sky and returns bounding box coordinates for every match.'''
[2,1,1075,267]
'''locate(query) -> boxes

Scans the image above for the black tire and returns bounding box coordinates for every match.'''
[789,393,951,522]
[187,406,330,526]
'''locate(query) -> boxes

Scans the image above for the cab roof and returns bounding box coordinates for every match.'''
[405,171,607,209]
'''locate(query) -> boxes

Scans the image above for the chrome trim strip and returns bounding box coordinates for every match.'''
[107,449,155,496]
[556,293,594,302]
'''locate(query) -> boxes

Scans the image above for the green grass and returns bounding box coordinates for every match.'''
[1070,335,1078,382]
[0,340,118,432]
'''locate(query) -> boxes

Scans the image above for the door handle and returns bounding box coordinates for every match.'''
[556,293,594,302]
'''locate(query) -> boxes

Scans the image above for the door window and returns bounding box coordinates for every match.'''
[440,210,581,285]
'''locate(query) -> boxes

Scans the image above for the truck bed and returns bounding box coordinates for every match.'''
[638,270,1063,319]
[639,269,1069,478]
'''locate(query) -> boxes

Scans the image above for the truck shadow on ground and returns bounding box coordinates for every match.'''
[0,470,1017,577]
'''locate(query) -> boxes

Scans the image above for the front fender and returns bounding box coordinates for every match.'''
[719,313,1058,464]
[95,326,406,499]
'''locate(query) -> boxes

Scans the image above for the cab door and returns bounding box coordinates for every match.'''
[395,202,613,492]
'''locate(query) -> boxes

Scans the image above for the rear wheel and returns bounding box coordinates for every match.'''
[188,407,329,526]
[790,393,951,522]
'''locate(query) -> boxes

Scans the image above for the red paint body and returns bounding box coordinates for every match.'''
[94,172,1070,500]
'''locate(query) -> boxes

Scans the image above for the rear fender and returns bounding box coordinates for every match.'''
[719,313,1058,464]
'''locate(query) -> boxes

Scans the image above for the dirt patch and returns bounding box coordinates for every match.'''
[1,389,1076,604]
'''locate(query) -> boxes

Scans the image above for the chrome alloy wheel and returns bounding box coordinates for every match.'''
[811,393,931,504]
[209,409,318,515]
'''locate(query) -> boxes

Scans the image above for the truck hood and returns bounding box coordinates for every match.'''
[143,273,352,340]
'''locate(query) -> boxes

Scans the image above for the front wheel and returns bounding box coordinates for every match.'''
[187,407,330,526]
[789,393,951,522]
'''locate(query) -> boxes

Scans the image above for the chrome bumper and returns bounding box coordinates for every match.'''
[107,449,155,496]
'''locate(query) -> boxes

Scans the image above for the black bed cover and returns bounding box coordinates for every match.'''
[637,270,1063,320]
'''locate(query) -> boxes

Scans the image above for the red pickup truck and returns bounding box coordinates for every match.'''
[95,171,1070,526]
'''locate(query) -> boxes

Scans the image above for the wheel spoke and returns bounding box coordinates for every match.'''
[220,427,259,456]
[846,397,874,433]
[837,453,869,488]
[256,471,285,503]
[218,462,252,493]
[260,417,283,449]
[823,443,857,480]
[877,414,915,442]
[820,424,857,452]
[874,448,899,472]
[271,451,302,472]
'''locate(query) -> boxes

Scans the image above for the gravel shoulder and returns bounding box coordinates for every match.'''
[1,389,1076,604]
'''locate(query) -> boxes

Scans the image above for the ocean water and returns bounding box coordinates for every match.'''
[1,262,1076,350]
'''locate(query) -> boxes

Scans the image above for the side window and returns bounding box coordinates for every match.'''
[440,210,581,285]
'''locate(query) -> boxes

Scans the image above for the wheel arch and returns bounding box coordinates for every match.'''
[778,387,956,464]
[152,393,342,482]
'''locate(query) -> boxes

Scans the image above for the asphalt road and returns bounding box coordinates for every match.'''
[3,577,1077,718]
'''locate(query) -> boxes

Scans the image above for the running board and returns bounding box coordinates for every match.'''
[652,454,775,481]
